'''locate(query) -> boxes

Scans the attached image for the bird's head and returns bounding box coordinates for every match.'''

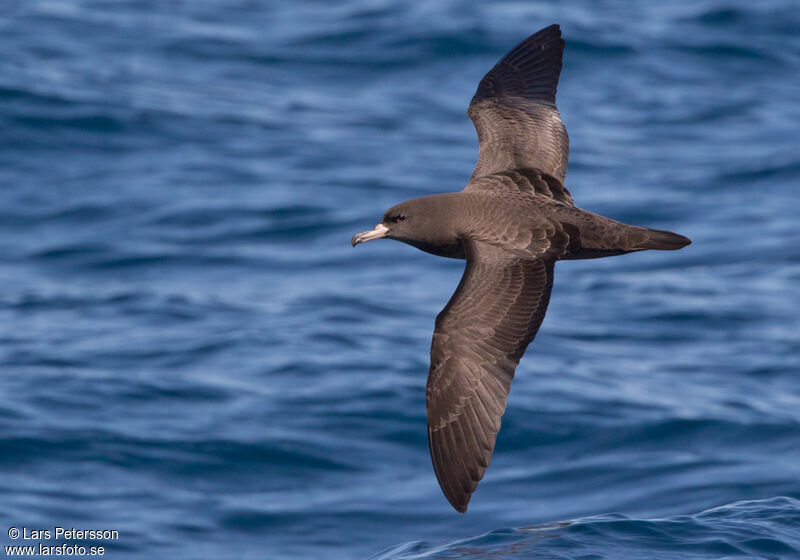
[351,201,420,247]
[351,195,464,258]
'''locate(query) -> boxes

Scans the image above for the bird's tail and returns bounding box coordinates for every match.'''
[637,227,691,251]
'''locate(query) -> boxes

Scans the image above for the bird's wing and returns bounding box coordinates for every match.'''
[465,24,570,187]
[426,238,557,513]
[466,167,573,205]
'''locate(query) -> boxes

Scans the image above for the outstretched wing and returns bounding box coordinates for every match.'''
[467,24,569,185]
[426,239,556,512]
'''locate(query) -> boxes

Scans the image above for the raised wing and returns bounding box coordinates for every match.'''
[467,24,569,185]
[426,239,556,512]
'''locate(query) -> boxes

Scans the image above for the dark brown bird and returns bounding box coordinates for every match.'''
[351,24,690,513]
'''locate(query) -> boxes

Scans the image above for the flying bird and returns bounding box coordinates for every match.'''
[352,24,690,513]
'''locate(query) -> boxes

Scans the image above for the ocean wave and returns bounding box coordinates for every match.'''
[375,497,800,560]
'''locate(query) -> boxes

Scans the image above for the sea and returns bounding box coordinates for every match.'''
[1,1,799,558]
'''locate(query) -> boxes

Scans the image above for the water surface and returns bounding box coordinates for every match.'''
[1,1,799,558]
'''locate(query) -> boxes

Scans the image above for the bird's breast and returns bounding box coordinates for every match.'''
[404,238,467,260]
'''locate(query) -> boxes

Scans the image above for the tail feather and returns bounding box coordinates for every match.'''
[639,228,691,251]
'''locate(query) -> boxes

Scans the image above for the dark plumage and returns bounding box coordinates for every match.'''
[351,24,690,513]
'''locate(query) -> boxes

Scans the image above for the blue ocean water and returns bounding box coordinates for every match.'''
[1,0,799,558]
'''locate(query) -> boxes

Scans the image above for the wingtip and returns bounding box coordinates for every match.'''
[535,23,562,41]
[518,24,562,50]
[471,23,566,106]
[449,497,470,514]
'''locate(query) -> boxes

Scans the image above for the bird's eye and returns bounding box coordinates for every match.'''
[396,214,407,222]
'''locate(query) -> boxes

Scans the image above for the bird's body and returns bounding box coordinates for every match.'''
[381,189,687,262]
[352,24,690,513]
